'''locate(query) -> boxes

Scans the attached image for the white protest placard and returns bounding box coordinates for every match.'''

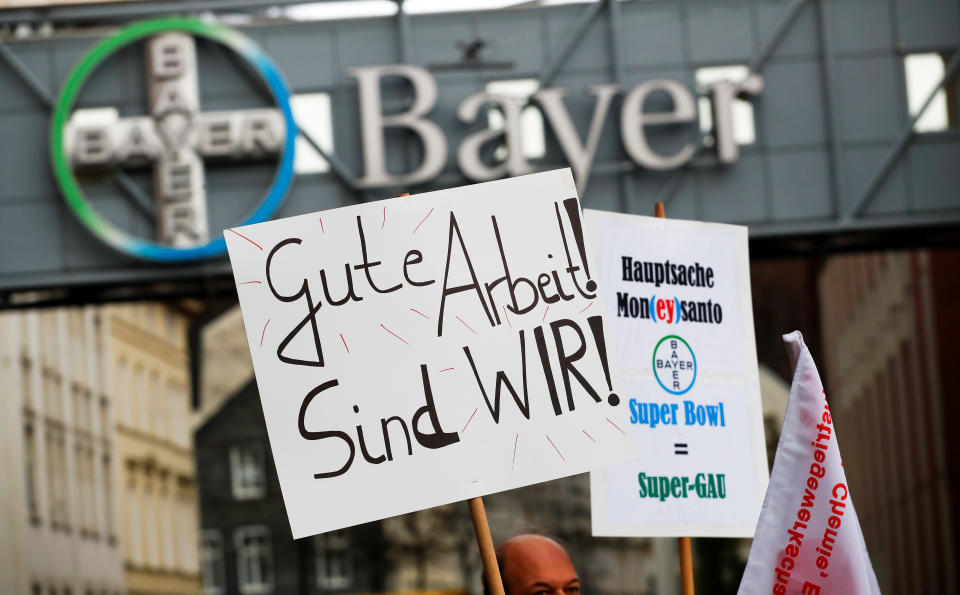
[225,169,633,539]
[585,210,768,537]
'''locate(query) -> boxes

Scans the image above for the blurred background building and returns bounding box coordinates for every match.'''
[0,304,201,595]
[107,304,201,595]
[0,0,958,594]
[818,248,960,595]
[0,307,126,595]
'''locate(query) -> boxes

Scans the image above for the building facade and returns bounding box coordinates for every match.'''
[0,303,202,595]
[107,304,201,595]
[0,306,125,594]
[818,248,960,595]
[195,381,387,595]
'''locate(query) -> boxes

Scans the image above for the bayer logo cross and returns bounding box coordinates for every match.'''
[652,335,697,395]
[67,33,284,246]
[51,18,296,261]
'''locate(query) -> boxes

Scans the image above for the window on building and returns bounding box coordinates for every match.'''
[485,79,547,160]
[24,413,40,524]
[81,389,93,431]
[46,421,68,530]
[98,398,109,438]
[315,530,353,589]
[167,381,185,448]
[695,64,756,145]
[39,311,58,368]
[904,52,958,132]
[230,445,266,500]
[102,452,115,542]
[292,93,334,174]
[75,437,90,535]
[235,526,273,594]
[115,358,129,427]
[43,370,63,420]
[148,371,162,439]
[165,309,179,346]
[201,530,226,594]
[143,477,159,567]
[160,481,176,569]
[132,365,145,431]
[127,473,143,566]
[69,311,85,380]
[23,358,34,408]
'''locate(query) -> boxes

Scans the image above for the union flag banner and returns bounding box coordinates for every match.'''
[738,331,881,595]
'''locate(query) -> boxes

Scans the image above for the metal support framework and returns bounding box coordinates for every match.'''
[748,0,811,73]
[816,0,847,225]
[845,49,960,220]
[0,37,163,218]
[112,168,156,221]
[210,39,359,185]
[2,0,956,243]
[537,0,606,90]
[0,0,356,25]
[0,39,53,107]
[298,126,358,184]
[396,0,411,64]
[605,0,630,211]
[654,0,813,208]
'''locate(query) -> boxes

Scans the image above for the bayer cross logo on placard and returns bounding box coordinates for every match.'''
[652,335,696,395]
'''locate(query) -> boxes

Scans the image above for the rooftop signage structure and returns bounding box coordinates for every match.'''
[56,17,762,263]
[348,64,763,190]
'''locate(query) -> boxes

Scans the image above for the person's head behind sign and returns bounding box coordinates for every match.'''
[486,534,581,595]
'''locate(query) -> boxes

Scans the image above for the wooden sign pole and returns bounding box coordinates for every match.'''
[469,496,506,595]
[654,201,695,595]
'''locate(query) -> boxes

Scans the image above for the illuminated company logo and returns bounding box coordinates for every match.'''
[652,335,696,395]
[50,17,296,262]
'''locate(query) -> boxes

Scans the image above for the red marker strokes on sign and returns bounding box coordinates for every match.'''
[546,434,565,462]
[227,228,263,251]
[260,319,270,347]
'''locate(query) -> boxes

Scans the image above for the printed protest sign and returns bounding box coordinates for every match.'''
[586,210,768,537]
[225,169,632,539]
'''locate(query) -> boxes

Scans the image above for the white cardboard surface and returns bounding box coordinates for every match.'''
[225,170,633,538]
[586,210,769,537]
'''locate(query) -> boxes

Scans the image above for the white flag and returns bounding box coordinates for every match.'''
[738,331,881,595]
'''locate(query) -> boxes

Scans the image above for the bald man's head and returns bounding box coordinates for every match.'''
[494,535,580,595]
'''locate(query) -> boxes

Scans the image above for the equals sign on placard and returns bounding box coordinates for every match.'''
[674,443,689,455]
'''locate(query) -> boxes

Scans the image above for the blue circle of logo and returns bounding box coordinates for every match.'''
[51,17,295,262]
[652,335,697,395]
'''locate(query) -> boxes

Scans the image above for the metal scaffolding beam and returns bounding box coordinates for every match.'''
[0,0,363,25]
[845,49,960,220]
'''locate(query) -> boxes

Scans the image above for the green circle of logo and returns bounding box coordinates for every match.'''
[49,17,296,262]
[652,335,697,395]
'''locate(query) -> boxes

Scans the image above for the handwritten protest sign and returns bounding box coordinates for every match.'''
[585,210,768,537]
[225,169,632,538]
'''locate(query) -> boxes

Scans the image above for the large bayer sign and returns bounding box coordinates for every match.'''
[50,17,296,262]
